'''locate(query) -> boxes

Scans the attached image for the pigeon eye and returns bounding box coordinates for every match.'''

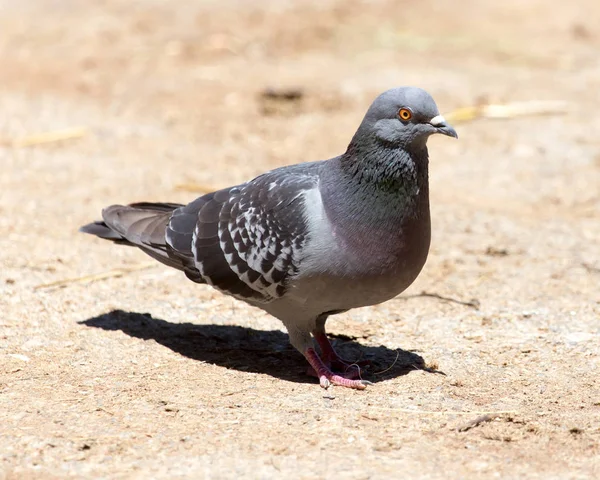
[398,108,412,121]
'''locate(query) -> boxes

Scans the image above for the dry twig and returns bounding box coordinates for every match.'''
[582,262,600,274]
[446,101,568,124]
[33,262,157,290]
[389,409,516,416]
[395,291,480,309]
[410,363,446,375]
[373,350,400,375]
[175,182,219,194]
[456,413,499,432]
[420,292,480,308]
[1,127,88,148]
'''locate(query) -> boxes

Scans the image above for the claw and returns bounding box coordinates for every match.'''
[320,377,331,389]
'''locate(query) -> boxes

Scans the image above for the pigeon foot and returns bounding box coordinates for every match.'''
[304,348,371,390]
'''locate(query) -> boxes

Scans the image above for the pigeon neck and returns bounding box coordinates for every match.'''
[336,139,429,211]
[319,141,431,265]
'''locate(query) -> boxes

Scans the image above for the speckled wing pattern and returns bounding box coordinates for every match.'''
[165,164,320,303]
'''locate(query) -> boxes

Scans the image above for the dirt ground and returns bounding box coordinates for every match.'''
[1,0,599,478]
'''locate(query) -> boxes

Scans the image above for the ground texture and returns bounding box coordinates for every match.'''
[1,0,599,478]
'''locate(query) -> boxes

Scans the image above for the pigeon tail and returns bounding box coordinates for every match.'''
[80,202,185,270]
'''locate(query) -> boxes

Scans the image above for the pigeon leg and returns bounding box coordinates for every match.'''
[312,329,371,374]
[304,348,371,390]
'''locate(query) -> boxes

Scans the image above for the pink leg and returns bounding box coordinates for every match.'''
[313,331,371,374]
[304,348,371,390]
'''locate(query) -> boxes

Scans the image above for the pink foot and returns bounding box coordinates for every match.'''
[304,348,372,390]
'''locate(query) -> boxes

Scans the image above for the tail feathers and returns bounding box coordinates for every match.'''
[79,221,129,244]
[80,202,186,271]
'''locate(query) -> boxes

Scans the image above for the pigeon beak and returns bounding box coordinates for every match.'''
[429,115,458,139]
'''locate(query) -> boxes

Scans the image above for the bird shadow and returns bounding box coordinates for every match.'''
[79,309,430,386]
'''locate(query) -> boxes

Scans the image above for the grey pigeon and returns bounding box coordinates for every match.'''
[80,86,457,389]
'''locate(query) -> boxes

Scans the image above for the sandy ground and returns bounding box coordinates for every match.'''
[1,0,600,478]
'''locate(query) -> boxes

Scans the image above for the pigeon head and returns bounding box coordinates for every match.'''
[359,87,457,149]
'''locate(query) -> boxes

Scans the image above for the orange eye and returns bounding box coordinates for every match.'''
[398,108,412,121]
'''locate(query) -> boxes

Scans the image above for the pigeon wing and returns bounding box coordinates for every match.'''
[166,164,320,303]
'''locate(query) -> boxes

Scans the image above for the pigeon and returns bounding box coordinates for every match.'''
[80,86,457,390]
